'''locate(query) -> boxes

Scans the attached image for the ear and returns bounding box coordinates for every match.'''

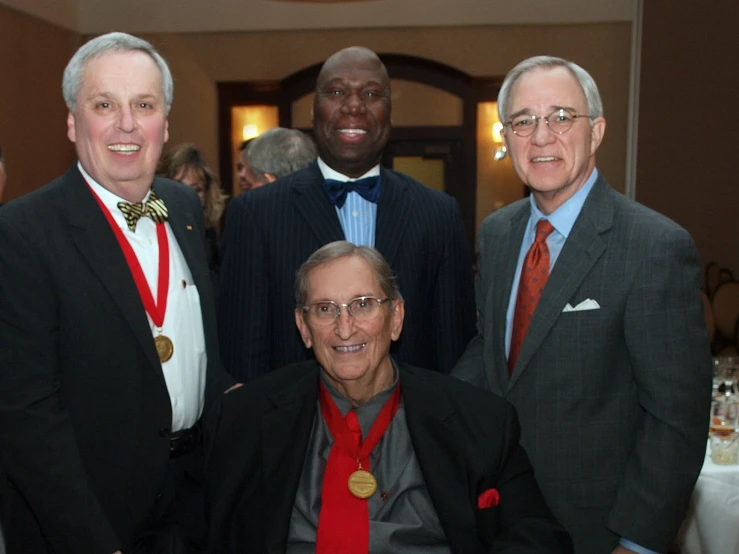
[589,116,606,155]
[164,119,170,144]
[265,173,277,184]
[295,308,313,349]
[389,299,405,342]
[67,112,77,144]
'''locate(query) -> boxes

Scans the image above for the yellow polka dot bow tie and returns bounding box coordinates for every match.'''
[117,191,169,232]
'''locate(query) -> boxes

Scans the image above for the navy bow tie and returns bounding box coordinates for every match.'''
[324,176,380,208]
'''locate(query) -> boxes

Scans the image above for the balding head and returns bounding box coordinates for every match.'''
[313,46,391,178]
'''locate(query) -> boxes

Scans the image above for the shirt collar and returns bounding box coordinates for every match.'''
[317,157,381,182]
[528,167,599,238]
[78,160,152,213]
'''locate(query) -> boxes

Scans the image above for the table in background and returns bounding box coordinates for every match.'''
[676,442,739,554]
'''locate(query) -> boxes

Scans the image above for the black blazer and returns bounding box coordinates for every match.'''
[218,161,476,382]
[0,165,233,553]
[205,361,573,553]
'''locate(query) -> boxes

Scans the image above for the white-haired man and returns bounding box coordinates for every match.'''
[0,32,234,553]
[454,56,711,554]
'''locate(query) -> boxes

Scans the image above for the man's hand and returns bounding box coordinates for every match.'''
[113,551,123,554]
[224,383,243,394]
[611,546,638,554]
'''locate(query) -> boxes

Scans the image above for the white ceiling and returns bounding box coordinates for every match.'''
[2,0,637,34]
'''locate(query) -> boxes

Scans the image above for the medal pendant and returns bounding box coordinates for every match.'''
[154,334,174,363]
[348,469,377,499]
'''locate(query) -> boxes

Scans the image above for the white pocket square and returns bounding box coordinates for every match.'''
[562,299,601,312]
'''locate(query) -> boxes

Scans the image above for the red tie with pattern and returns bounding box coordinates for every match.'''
[315,409,369,553]
[508,219,555,374]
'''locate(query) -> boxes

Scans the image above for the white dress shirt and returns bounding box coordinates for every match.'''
[81,163,206,431]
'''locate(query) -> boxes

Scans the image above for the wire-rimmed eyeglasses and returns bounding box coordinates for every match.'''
[301,296,393,324]
[504,108,595,137]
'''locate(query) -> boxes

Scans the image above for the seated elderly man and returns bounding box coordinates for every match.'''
[206,241,572,553]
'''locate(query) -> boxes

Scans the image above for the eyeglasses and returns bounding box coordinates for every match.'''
[302,296,393,324]
[504,109,594,137]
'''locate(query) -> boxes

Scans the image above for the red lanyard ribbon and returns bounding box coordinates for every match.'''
[318,379,401,463]
[87,184,170,328]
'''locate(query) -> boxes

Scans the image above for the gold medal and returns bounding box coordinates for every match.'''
[348,469,377,499]
[154,334,174,363]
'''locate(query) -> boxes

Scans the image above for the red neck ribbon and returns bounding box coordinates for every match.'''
[87,184,170,328]
[318,380,402,464]
[315,380,401,553]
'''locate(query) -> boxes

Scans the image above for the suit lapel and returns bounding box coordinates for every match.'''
[64,166,164,384]
[292,162,345,245]
[260,368,320,551]
[400,366,478,553]
[491,204,529,390]
[374,169,411,265]
[509,177,614,389]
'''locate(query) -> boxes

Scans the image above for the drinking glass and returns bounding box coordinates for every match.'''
[709,398,739,464]
[714,356,738,399]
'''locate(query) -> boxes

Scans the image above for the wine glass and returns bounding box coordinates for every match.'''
[714,356,738,399]
[709,398,739,464]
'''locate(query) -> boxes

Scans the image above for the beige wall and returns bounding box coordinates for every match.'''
[637,1,739,276]
[0,5,79,201]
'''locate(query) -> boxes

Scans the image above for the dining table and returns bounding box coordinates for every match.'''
[675,441,739,554]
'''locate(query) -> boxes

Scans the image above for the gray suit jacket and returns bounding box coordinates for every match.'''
[454,174,712,553]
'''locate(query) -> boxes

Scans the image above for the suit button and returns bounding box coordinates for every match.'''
[159,427,171,437]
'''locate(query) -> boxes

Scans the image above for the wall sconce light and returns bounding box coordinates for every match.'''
[492,122,507,161]
[242,124,259,141]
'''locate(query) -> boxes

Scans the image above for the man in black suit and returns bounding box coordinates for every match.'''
[207,241,572,553]
[218,46,476,382]
[0,32,235,554]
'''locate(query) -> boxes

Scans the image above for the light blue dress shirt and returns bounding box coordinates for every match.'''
[503,168,659,554]
[317,157,379,247]
[504,168,599,356]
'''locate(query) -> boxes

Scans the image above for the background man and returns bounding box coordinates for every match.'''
[207,241,573,553]
[453,56,711,554]
[236,139,252,193]
[218,46,476,382]
[0,32,233,553]
[244,126,317,188]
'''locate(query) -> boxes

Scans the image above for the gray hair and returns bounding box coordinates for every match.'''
[247,128,317,181]
[295,241,402,308]
[62,32,173,115]
[497,56,603,124]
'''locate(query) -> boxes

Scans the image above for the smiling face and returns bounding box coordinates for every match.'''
[503,66,605,214]
[295,254,404,405]
[312,47,391,178]
[67,50,169,202]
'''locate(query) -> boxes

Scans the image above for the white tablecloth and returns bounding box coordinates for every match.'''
[676,442,739,554]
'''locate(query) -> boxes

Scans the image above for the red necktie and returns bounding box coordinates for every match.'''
[508,219,555,374]
[315,409,369,553]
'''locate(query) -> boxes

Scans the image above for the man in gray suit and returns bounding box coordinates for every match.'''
[453,56,711,554]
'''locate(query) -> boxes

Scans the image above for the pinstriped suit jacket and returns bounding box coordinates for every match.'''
[453,174,712,554]
[218,161,476,382]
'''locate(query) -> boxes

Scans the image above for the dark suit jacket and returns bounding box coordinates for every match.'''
[205,361,573,553]
[217,161,476,381]
[454,174,712,553]
[0,165,233,553]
